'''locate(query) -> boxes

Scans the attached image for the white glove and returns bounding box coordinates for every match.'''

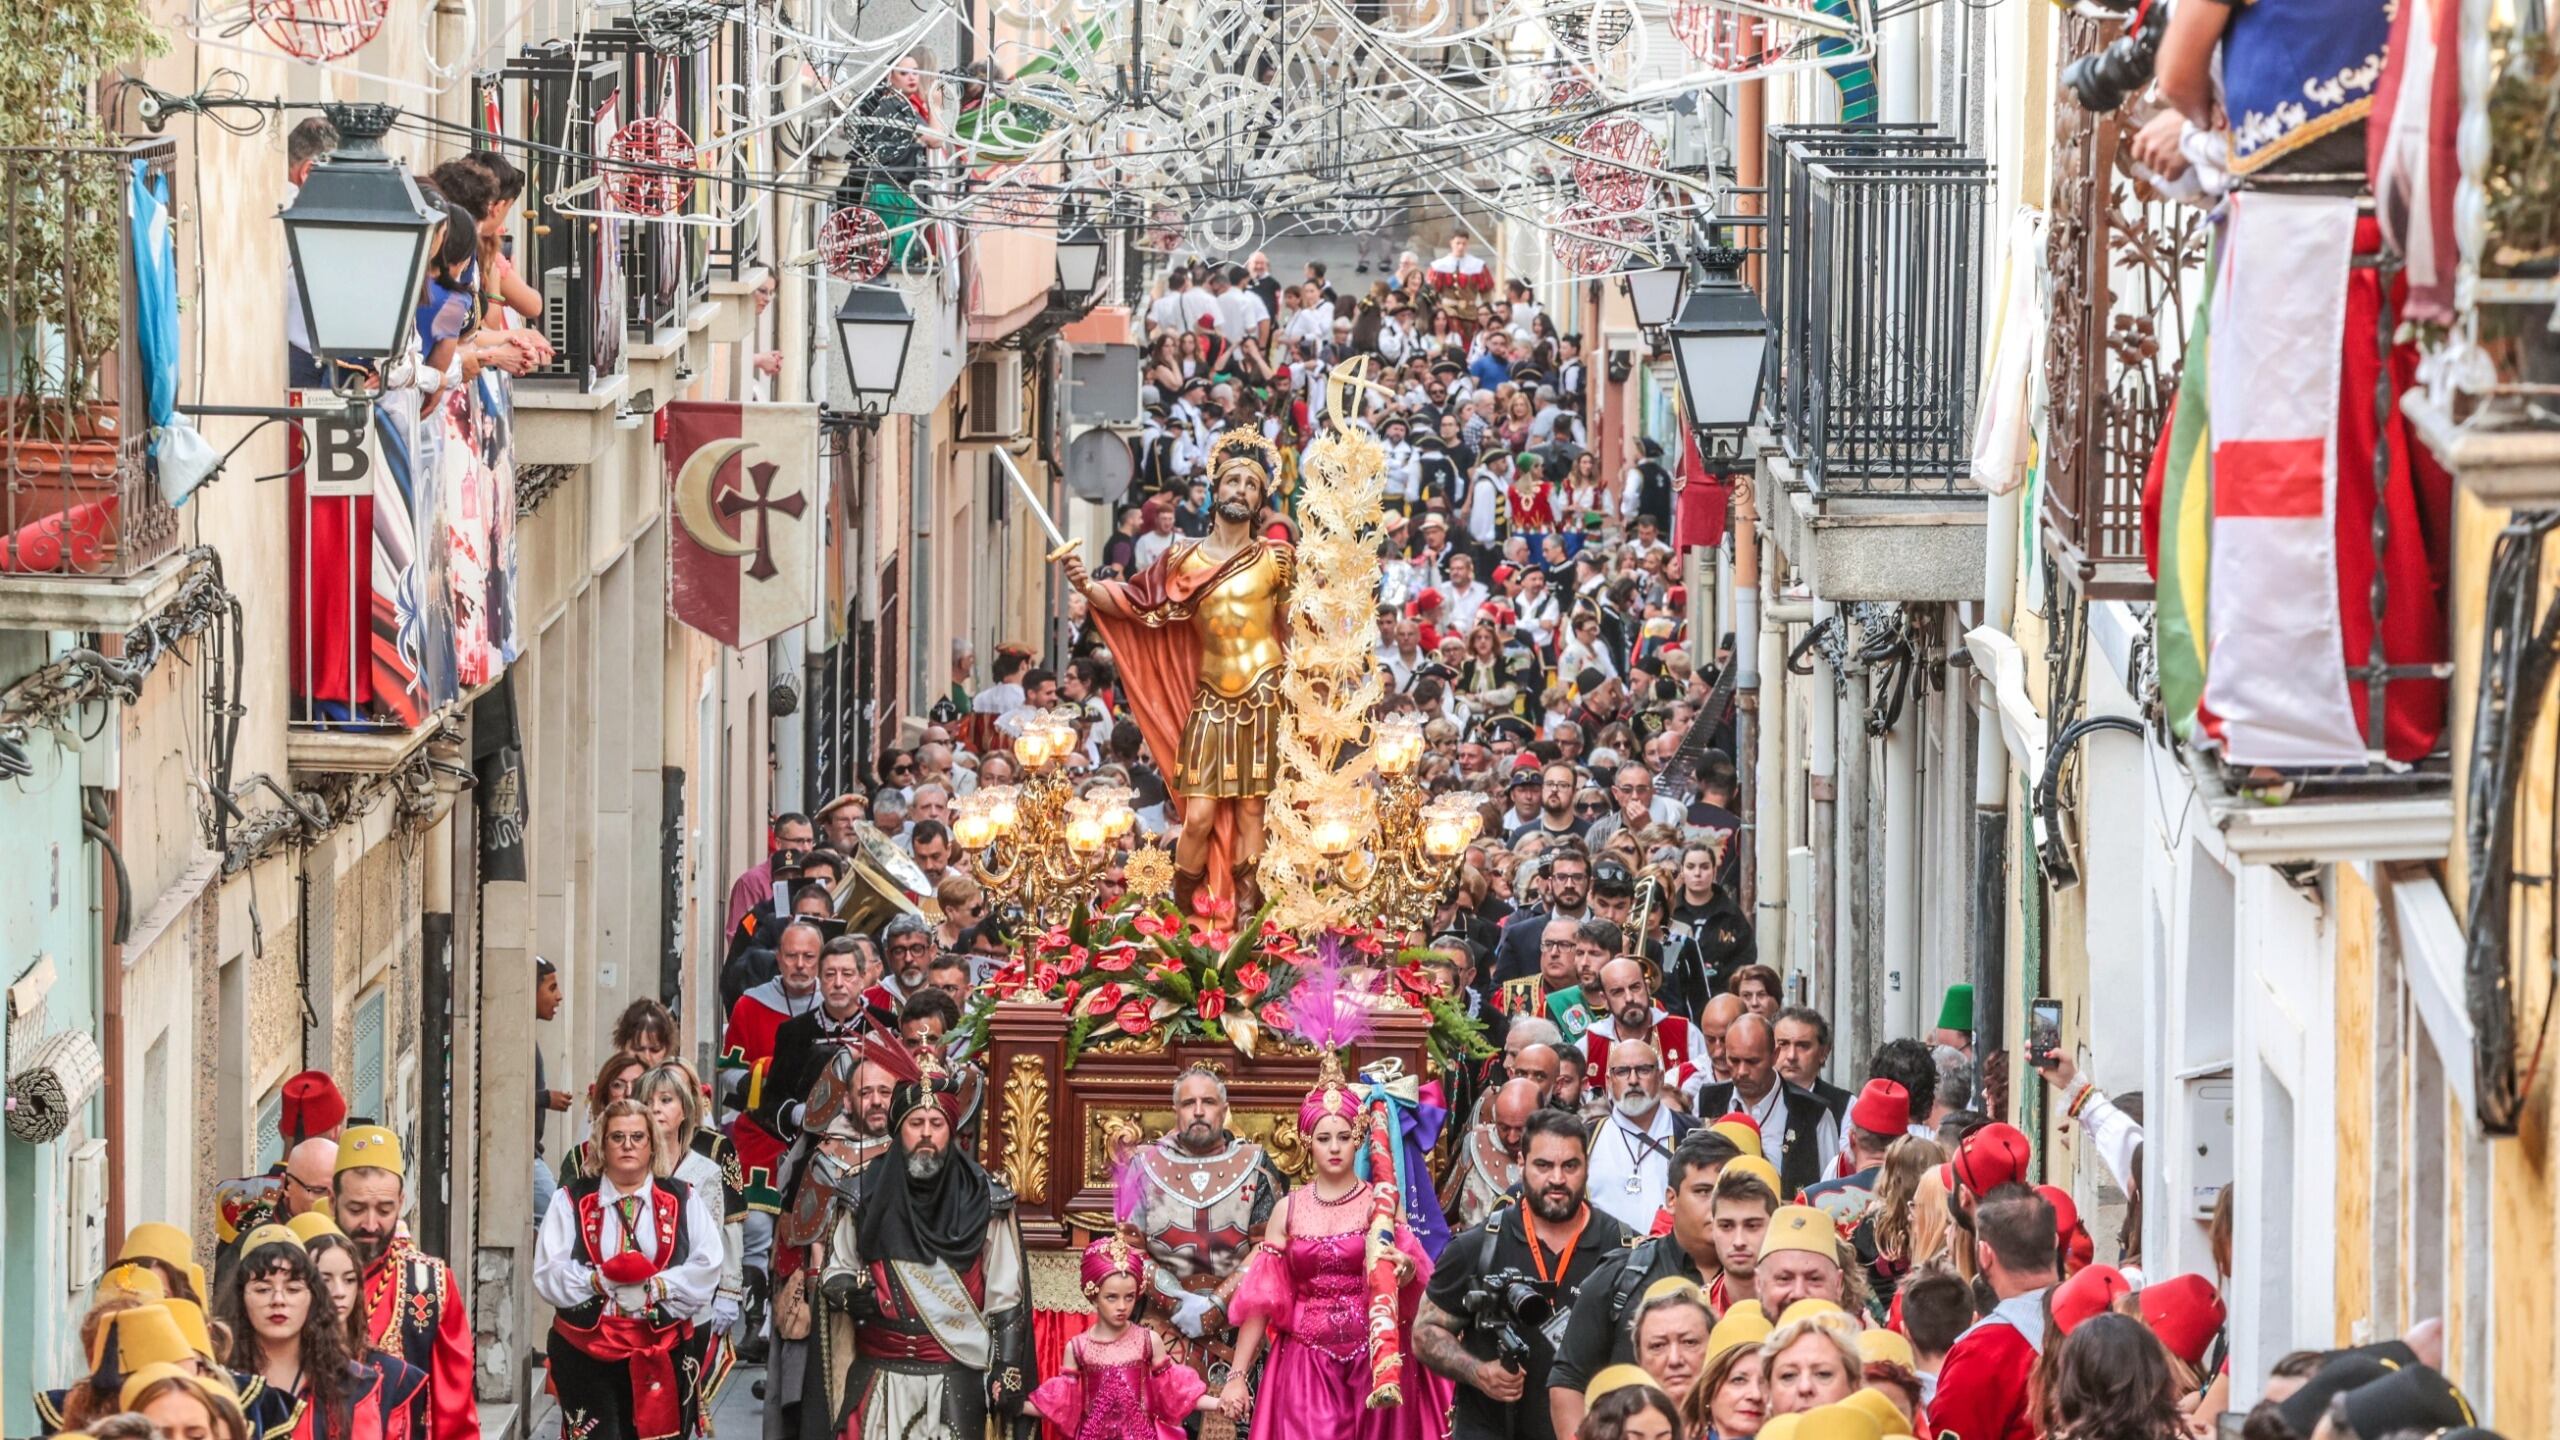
[1170,1292,1216,1340]
[710,1296,743,1333]
[610,1283,651,1315]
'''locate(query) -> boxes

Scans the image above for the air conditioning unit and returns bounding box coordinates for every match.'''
[961,354,1026,440]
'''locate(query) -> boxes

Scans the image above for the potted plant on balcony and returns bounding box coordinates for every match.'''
[2484,26,2560,390]
[0,2,164,571]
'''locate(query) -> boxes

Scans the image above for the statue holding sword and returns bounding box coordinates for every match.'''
[1032,430,1294,916]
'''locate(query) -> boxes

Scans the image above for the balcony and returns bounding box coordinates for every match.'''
[1759,127,1991,602]
[2039,14,2207,602]
[0,138,189,631]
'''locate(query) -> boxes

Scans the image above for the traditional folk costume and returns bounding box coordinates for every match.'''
[1422,250,1493,335]
[674,1133,749,1407]
[1926,1289,2049,1440]
[814,1039,1032,1440]
[1226,1078,1445,1440]
[721,977,821,1215]
[338,1128,479,1440]
[1581,1011,1700,1094]
[1029,1238,1209,1440]
[768,1048,893,1440]
[1123,1129,1288,1393]
[230,1224,416,1440]
[533,1172,727,1440]
[1439,1090,1520,1230]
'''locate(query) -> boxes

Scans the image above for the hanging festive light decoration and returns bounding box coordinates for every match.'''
[818,206,892,283]
[601,116,698,218]
[249,0,392,61]
[1573,117,1664,211]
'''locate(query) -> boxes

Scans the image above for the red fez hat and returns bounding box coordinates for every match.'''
[2038,1184,2095,1273]
[1849,1079,1911,1136]
[1951,1122,2032,1196]
[281,1070,347,1141]
[2051,1264,2131,1335]
[2138,1274,2227,1368]
[1414,587,1445,612]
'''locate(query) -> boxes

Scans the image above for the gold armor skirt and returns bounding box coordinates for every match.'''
[1178,669,1283,798]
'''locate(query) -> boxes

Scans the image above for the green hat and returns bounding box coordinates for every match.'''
[1936,983,1974,1032]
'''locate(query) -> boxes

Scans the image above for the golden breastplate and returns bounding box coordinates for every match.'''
[1181,546,1285,697]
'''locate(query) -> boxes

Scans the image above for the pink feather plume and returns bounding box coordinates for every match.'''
[1285,934,1373,1054]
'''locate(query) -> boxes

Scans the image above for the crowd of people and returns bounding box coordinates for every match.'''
[36,238,2499,1440]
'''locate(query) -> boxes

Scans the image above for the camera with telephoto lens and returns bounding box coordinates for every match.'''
[1460,1270,1556,1373]
[2061,0,2168,113]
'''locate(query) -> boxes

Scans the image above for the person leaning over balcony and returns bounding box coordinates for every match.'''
[458,152,543,325]
[285,115,341,388]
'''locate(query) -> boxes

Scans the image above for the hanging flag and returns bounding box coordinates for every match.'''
[1673,432,1730,551]
[2198,193,2365,766]
[2369,0,2461,321]
[2148,243,2216,743]
[665,401,822,650]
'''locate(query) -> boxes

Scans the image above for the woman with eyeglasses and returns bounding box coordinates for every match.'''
[557,1050,650,1186]
[215,1233,388,1440]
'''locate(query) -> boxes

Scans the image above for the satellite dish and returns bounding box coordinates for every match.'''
[1066,428,1136,506]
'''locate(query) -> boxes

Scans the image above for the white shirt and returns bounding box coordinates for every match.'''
[1216,288,1269,343]
[534,1172,726,1322]
[1177,289,1221,337]
[1148,291,1189,334]
[1285,304,1335,349]
[1467,470,1507,546]
[1588,1104,1678,1232]
[1443,580,1490,631]
[1134,529,1179,572]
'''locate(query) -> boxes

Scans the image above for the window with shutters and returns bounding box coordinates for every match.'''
[350,989,387,1124]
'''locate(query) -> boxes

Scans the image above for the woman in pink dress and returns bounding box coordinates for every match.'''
[1031,1235,1210,1440]
[1218,1076,1448,1440]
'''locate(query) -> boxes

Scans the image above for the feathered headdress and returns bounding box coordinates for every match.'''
[1290,934,1373,1131]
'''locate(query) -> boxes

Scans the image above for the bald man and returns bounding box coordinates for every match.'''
[1697,994,1745,1083]
[282,1137,339,1216]
[213,1135,339,1291]
[1444,1078,1544,1226]
[1687,1014,1838,1196]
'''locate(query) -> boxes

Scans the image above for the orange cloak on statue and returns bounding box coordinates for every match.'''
[1085,538,1292,904]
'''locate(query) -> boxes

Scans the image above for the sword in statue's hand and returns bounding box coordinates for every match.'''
[991,446,1082,564]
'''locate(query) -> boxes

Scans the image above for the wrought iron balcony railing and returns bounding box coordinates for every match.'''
[488,48,630,393]
[1766,127,1989,498]
[0,138,183,582]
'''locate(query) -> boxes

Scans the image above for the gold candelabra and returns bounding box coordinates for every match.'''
[1299,715,1483,937]
[954,707,1137,932]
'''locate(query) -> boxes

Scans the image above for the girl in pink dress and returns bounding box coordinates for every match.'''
[1031,1236,1210,1440]
[1218,1078,1448,1440]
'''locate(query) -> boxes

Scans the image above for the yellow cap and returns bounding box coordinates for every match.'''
[287,1211,344,1243]
[1759,1205,1843,1263]
[118,1362,199,1413]
[113,1223,208,1300]
[337,1125,406,1177]
[238,1224,302,1257]
[1709,1120,1764,1158]
[1720,1154,1783,1196]
[1706,1304,1774,1363]
[87,1302,193,1374]
[1839,1388,1914,1436]
[1856,1329,1916,1370]
[1757,1417,1801,1440]
[1583,1364,1657,1406]
[160,1299,219,1363]
[1777,1297,1846,1327]
[94,1266,169,1307]
[1792,1401,1884,1440]
[1640,1275,1706,1307]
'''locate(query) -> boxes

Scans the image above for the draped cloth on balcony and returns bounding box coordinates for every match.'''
[2147,195,2449,767]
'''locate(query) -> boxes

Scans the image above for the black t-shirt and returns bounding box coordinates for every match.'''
[1547,1234,1714,1397]
[1426,1205,1634,1440]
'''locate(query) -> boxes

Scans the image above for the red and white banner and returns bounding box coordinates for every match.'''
[665,401,821,650]
[2200,194,2364,766]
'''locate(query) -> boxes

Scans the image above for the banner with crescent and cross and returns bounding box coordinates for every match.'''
[664,400,823,650]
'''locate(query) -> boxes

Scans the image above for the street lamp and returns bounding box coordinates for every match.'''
[1622,254,1686,331]
[1666,255,1768,437]
[835,285,916,418]
[1054,219,1107,300]
[278,103,438,376]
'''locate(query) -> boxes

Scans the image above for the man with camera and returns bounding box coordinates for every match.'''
[1416,1109,1632,1440]
[1546,1130,1741,1440]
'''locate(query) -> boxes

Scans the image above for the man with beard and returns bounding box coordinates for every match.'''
[1584,1040,1697,1232]
[534,1101,726,1440]
[334,1126,478,1440]
[1417,1110,1629,1440]
[1546,1133,1735,1440]
[766,1051,895,1440]
[1491,844,1592,985]
[816,1037,1031,1440]
[1583,958,1701,1099]
[863,914,937,1027]
[1125,1066,1290,1399]
[756,940,880,1150]
[1441,1076,1541,1228]
[721,918,826,1343]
